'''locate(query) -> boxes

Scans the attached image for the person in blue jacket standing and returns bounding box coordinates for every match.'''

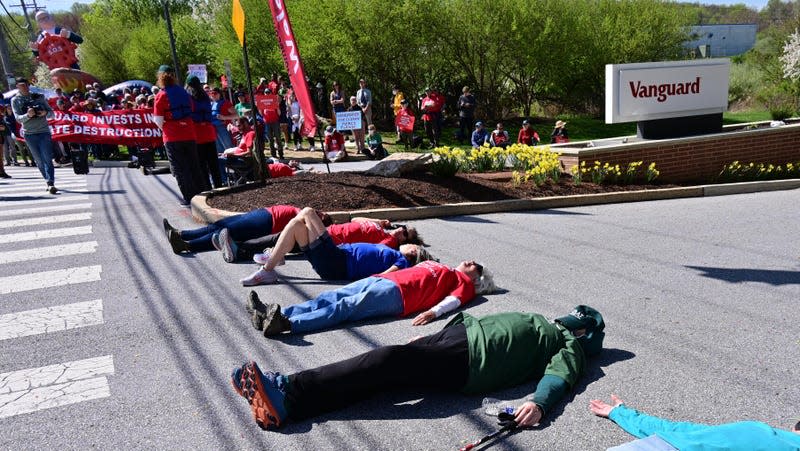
[590,394,800,451]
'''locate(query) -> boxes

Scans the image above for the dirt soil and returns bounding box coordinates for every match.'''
[208,171,675,213]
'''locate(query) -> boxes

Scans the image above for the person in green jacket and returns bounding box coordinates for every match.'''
[230,305,605,431]
[590,394,800,451]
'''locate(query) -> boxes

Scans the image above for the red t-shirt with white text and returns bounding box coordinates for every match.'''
[378,261,476,316]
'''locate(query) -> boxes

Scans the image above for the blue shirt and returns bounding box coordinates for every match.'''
[343,243,409,280]
[609,404,800,451]
[471,128,488,148]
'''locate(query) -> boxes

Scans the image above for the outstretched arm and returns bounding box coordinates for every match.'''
[594,395,710,439]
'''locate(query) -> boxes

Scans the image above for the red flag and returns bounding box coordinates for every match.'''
[268,0,317,137]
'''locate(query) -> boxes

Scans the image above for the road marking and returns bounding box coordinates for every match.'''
[0,174,86,186]
[0,299,103,341]
[0,241,98,264]
[0,356,114,419]
[0,265,102,294]
[0,188,88,199]
[0,202,92,218]
[0,195,89,207]
[0,182,86,193]
[0,212,91,229]
[0,225,92,244]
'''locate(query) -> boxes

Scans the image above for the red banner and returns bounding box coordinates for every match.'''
[395,110,415,134]
[268,0,317,137]
[43,109,163,146]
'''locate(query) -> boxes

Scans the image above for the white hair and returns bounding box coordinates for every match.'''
[474,266,495,295]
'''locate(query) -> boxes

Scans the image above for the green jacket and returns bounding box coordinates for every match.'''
[448,312,586,413]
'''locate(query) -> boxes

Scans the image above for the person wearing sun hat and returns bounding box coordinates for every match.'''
[551,119,569,144]
[229,303,601,431]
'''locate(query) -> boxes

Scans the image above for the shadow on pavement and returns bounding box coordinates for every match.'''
[685,265,800,286]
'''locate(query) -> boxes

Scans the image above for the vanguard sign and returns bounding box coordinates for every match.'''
[606,58,730,123]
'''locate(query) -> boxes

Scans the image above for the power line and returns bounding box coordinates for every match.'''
[0,0,25,30]
[0,18,24,53]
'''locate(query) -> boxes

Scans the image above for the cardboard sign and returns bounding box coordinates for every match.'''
[187,64,208,84]
[335,111,362,131]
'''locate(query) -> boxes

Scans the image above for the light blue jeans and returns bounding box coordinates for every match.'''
[284,277,403,334]
[214,123,233,153]
[24,132,55,185]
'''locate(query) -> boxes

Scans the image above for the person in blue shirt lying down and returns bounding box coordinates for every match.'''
[590,394,800,451]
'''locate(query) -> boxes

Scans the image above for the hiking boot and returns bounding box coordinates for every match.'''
[219,228,239,263]
[252,302,280,331]
[245,290,267,315]
[168,229,189,254]
[230,361,288,430]
[262,304,291,336]
[240,268,278,286]
[252,250,285,266]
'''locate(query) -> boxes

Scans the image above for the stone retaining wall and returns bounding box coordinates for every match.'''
[556,122,800,184]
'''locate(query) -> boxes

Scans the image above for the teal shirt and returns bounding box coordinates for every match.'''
[447,312,585,412]
[609,405,800,451]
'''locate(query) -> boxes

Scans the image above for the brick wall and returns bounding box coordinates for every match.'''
[556,122,800,184]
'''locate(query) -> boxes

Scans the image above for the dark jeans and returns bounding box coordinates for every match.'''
[424,112,441,148]
[165,140,205,204]
[180,208,274,252]
[285,323,469,420]
[236,232,304,260]
[196,141,221,189]
[458,116,473,142]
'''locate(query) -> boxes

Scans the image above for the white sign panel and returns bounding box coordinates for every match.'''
[606,58,730,123]
[187,64,207,84]
[335,111,362,131]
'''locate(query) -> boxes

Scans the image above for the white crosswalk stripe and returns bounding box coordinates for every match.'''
[0,299,104,341]
[0,225,92,243]
[0,212,91,229]
[0,169,114,420]
[0,356,114,418]
[0,188,88,198]
[0,182,86,194]
[0,265,102,294]
[0,241,98,264]
[0,195,90,208]
[0,202,92,218]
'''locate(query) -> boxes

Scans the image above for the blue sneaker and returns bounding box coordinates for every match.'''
[219,228,239,263]
[231,361,288,430]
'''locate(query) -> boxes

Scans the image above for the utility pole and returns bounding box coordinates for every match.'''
[162,0,180,84]
[13,0,36,40]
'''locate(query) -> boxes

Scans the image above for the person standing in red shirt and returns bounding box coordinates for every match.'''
[153,64,205,205]
[186,75,218,189]
[250,258,495,336]
[420,87,444,148]
[256,89,283,159]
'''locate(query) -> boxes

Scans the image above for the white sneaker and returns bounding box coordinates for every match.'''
[219,228,239,263]
[240,268,279,286]
[252,251,285,266]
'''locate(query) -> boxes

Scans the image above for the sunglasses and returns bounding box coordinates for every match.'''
[400,225,409,240]
[474,263,484,276]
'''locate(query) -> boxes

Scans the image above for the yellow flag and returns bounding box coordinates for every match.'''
[231,0,245,46]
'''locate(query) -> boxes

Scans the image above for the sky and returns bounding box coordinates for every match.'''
[699,0,770,9]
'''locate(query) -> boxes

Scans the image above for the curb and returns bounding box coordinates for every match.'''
[190,178,800,224]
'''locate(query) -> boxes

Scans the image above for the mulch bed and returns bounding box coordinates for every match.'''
[207,171,675,213]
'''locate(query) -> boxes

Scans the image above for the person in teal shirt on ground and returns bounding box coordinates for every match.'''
[590,394,800,451]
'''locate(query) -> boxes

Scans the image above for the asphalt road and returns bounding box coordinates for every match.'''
[1,163,798,450]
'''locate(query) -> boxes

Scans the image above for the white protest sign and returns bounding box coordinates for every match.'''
[187,64,208,83]
[335,111,362,131]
